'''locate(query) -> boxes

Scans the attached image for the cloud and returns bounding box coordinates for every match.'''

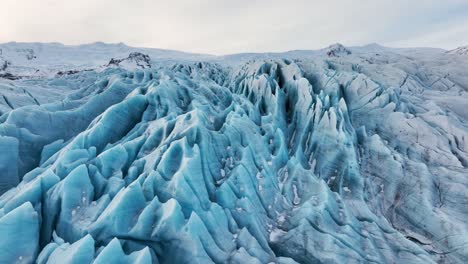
[1,0,467,54]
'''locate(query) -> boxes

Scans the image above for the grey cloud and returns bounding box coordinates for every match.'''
[1,0,467,54]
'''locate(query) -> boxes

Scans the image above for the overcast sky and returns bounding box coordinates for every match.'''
[2,0,468,55]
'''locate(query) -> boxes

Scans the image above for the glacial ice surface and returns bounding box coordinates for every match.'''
[0,43,467,263]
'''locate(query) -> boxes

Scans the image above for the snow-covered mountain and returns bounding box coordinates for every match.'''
[448,45,468,56]
[0,42,213,77]
[325,43,352,57]
[0,42,467,264]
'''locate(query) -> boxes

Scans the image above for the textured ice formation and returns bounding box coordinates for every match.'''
[0,43,467,263]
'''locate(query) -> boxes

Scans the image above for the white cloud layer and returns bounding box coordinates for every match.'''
[1,0,467,54]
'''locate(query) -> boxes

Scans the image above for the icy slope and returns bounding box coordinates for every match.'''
[448,46,468,56]
[0,43,467,263]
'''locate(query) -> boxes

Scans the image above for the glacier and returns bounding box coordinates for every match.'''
[0,42,467,263]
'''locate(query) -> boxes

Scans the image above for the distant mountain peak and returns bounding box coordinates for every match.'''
[326,43,352,57]
[107,52,152,69]
[361,43,386,49]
